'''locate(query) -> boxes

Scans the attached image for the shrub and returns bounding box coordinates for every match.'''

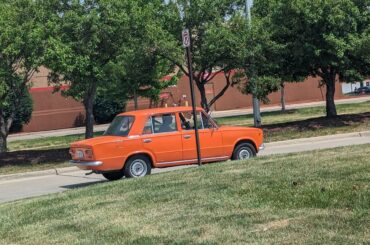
[93,93,126,124]
[4,87,33,133]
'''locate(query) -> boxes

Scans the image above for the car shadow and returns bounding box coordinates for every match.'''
[61,180,106,189]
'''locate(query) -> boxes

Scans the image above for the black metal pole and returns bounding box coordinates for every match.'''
[186,47,202,166]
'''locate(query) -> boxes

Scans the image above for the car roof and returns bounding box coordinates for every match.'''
[117,106,204,117]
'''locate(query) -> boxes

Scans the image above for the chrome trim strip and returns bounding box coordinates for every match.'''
[69,160,103,167]
[259,144,265,151]
[157,156,229,165]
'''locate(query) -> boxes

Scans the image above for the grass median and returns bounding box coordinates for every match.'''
[0,144,369,244]
[216,101,370,142]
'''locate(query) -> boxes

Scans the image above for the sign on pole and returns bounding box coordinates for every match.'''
[182,29,190,48]
[182,28,202,166]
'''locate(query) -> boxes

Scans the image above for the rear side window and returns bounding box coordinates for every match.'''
[142,114,177,134]
[104,116,134,136]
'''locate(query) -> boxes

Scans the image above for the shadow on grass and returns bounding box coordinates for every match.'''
[0,148,69,167]
[262,112,370,132]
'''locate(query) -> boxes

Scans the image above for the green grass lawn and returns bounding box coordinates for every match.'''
[0,145,369,244]
[215,101,370,126]
[0,161,70,175]
[216,101,370,142]
[8,131,104,152]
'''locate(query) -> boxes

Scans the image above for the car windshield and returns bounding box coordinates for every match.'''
[104,116,134,137]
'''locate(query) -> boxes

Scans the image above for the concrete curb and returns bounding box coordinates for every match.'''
[2,130,370,182]
[266,131,370,146]
[0,166,79,182]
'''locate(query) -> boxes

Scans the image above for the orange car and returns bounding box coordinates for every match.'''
[70,107,264,180]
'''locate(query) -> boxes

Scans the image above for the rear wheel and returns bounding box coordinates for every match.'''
[102,171,125,181]
[124,155,152,178]
[232,143,256,160]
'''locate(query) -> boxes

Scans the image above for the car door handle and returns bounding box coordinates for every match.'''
[184,135,191,139]
[143,139,152,143]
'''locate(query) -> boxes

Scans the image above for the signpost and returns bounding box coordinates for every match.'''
[246,0,262,127]
[182,28,202,166]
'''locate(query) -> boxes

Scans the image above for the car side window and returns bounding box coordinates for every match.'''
[147,114,177,134]
[179,111,204,130]
[201,112,214,129]
[142,117,153,135]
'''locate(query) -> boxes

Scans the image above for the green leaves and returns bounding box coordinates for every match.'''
[0,0,47,151]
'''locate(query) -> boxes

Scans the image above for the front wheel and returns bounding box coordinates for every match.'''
[232,143,256,160]
[124,155,152,178]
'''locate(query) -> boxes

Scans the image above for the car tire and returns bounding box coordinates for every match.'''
[124,155,152,178]
[232,143,256,160]
[102,171,125,181]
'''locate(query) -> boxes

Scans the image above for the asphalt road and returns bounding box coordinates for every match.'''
[1,131,370,204]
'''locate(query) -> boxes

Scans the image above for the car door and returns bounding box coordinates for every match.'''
[180,111,225,161]
[141,113,183,165]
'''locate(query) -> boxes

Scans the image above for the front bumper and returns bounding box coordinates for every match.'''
[259,144,265,151]
[69,160,103,167]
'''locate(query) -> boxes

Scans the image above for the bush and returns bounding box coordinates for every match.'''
[93,93,126,124]
[4,87,33,133]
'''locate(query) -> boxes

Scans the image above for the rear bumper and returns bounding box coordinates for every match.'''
[259,144,265,151]
[69,160,103,167]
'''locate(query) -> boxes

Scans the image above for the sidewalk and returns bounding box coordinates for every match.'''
[8,96,370,142]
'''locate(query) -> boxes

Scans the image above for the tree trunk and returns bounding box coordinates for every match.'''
[280,82,286,112]
[324,74,337,118]
[83,87,96,139]
[0,112,11,153]
[0,128,7,153]
[197,83,209,112]
[133,90,138,110]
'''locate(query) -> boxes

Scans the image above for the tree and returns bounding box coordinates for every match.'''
[0,0,45,153]
[235,0,307,112]
[45,0,129,138]
[268,0,370,117]
[229,12,281,106]
[106,26,178,111]
[157,0,246,112]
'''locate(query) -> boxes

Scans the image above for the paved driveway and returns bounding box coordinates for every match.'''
[1,131,370,203]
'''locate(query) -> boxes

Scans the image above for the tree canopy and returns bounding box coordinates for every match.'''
[265,0,370,117]
[157,0,248,112]
[0,0,45,152]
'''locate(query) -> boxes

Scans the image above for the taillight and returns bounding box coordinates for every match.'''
[70,148,94,160]
[85,149,93,160]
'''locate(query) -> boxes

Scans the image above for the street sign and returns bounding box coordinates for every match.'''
[182,29,190,48]
[182,28,201,166]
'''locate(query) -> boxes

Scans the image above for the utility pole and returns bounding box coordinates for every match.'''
[246,0,262,127]
[182,2,202,166]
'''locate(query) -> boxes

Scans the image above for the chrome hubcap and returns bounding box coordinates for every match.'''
[130,160,147,177]
[238,149,251,160]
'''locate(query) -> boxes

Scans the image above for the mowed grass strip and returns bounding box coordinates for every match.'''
[216,101,370,142]
[0,145,369,244]
[215,100,370,126]
[8,131,104,152]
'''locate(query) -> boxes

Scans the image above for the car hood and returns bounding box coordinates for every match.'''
[70,136,124,148]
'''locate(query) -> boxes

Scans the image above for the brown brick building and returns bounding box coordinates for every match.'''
[24,68,347,133]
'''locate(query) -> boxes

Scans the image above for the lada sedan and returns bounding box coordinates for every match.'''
[70,107,264,180]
